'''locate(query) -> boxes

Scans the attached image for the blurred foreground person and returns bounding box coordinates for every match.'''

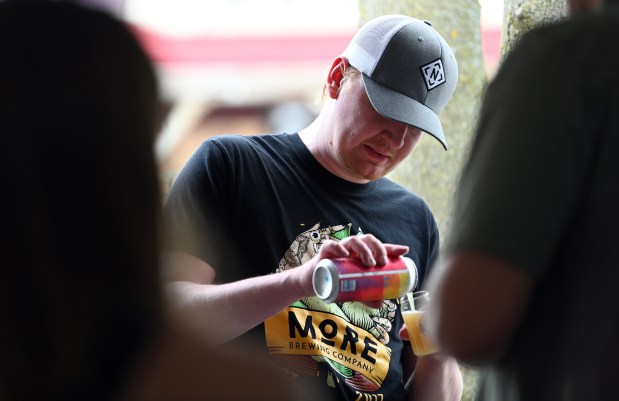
[0,2,292,401]
[426,0,619,400]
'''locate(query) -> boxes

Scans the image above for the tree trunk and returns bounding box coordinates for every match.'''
[501,0,568,59]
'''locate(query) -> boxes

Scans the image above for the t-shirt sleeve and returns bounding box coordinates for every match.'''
[163,139,234,266]
[446,29,597,280]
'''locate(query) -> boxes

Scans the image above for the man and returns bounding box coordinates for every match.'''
[425,0,619,400]
[164,15,461,401]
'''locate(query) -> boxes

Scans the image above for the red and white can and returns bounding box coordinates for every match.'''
[312,256,418,303]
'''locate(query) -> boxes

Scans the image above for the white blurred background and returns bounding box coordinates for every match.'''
[79,0,503,187]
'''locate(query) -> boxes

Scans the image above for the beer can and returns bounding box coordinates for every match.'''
[312,256,418,303]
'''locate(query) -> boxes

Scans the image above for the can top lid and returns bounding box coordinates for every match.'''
[402,256,419,292]
[312,264,335,300]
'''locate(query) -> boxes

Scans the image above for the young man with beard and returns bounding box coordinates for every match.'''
[164,15,462,401]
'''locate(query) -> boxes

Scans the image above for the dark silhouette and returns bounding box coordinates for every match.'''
[0,2,292,401]
[426,0,619,400]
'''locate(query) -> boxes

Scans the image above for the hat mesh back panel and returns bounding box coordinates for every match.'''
[353,17,411,75]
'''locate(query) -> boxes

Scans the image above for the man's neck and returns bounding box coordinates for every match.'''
[298,118,370,185]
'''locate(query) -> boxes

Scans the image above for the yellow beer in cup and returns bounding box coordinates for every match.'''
[401,291,439,357]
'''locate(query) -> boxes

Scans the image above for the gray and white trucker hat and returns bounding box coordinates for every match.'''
[343,15,458,150]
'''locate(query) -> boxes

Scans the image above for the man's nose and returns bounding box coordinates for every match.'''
[381,123,408,148]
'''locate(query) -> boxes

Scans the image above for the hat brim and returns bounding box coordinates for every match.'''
[362,74,448,150]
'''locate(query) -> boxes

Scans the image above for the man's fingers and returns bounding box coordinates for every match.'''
[317,236,409,267]
[384,244,409,258]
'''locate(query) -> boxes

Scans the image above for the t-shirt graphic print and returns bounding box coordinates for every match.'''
[265,223,398,394]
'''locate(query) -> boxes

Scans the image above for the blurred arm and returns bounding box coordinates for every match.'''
[425,250,533,365]
[406,355,462,401]
[162,250,316,344]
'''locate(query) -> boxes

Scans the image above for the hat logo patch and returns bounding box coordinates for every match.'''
[421,59,446,90]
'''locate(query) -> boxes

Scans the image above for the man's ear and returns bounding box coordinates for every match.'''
[326,57,350,99]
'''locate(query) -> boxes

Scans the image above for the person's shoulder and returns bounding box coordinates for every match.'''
[498,9,619,90]
[203,133,290,150]
[195,133,298,167]
[566,9,619,49]
[203,133,254,148]
[516,9,619,53]
[493,13,613,88]
[192,134,262,158]
[244,132,299,149]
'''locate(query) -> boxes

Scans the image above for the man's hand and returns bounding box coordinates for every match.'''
[312,235,410,308]
[317,234,409,267]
